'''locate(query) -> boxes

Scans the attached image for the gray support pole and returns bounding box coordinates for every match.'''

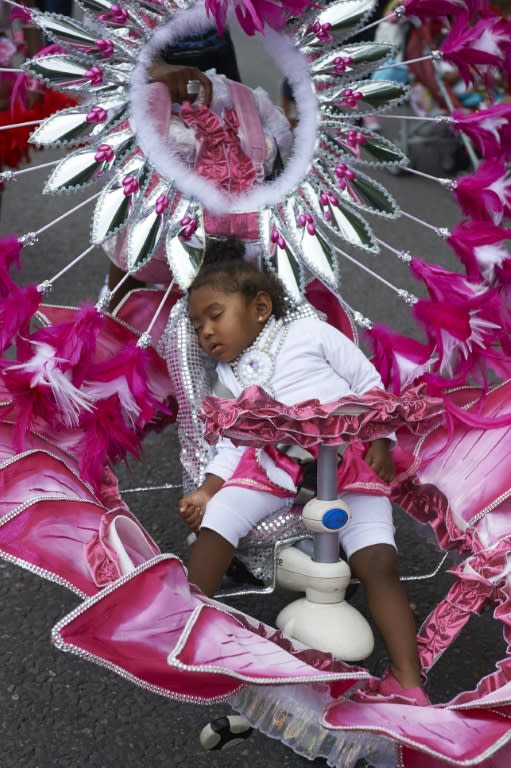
[313,444,341,563]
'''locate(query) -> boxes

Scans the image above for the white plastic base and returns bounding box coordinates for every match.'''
[276,597,374,661]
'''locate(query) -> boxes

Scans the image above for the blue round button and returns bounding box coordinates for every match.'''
[322,508,349,530]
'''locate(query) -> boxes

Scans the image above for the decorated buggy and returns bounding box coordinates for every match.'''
[1,1,511,766]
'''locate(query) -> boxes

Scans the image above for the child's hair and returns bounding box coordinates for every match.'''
[189,237,287,319]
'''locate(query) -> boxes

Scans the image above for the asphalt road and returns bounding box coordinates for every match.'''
[0,26,506,768]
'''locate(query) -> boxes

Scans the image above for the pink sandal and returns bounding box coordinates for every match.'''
[378,670,431,706]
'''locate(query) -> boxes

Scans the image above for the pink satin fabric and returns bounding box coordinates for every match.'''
[323,698,511,764]
[305,279,357,343]
[180,103,257,194]
[203,210,260,239]
[224,442,392,498]
[54,555,365,700]
[202,383,444,449]
[0,427,160,596]
[391,381,511,706]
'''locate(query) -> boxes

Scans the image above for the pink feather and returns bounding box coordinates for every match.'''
[78,396,143,490]
[447,219,511,281]
[0,235,23,272]
[440,13,511,86]
[0,283,41,353]
[1,338,95,433]
[0,370,53,452]
[33,304,103,385]
[205,0,311,35]
[403,0,474,23]
[451,103,511,160]
[410,257,494,304]
[453,158,511,224]
[413,292,511,385]
[365,324,434,395]
[0,264,17,299]
[84,342,169,430]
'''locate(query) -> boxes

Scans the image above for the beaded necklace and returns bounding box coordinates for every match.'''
[231,316,288,396]
[230,303,318,395]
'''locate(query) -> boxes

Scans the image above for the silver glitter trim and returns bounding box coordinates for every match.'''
[19,231,39,246]
[397,289,418,305]
[37,280,53,295]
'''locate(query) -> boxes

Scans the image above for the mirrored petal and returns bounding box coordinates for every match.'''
[311,42,395,81]
[165,200,206,290]
[321,124,408,167]
[91,154,151,244]
[300,180,377,252]
[296,0,377,50]
[127,180,175,272]
[319,79,409,117]
[29,97,128,146]
[25,55,125,93]
[284,198,339,291]
[134,0,178,21]
[32,10,129,59]
[74,0,148,33]
[259,209,303,304]
[43,127,134,192]
[316,155,399,217]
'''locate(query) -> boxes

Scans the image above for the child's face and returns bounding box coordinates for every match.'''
[189,285,268,363]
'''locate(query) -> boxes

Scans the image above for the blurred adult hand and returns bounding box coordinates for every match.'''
[148,60,212,106]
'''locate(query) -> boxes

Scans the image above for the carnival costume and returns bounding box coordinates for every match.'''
[2,0,511,766]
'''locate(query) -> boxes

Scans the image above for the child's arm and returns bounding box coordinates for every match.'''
[365,438,395,482]
[179,473,224,532]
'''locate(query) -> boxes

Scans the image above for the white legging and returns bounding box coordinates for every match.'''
[201,486,396,559]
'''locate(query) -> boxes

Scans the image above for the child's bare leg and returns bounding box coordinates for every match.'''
[187,528,235,597]
[350,544,422,689]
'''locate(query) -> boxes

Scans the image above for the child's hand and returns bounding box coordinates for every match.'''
[148,60,212,105]
[365,439,395,483]
[178,488,210,533]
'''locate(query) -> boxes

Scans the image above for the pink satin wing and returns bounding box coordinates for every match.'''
[322,699,511,763]
[169,603,361,684]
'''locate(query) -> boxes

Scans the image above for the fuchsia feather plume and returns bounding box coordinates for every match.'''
[76,343,172,488]
[0,282,41,354]
[0,337,97,452]
[453,158,511,224]
[451,103,511,160]
[440,13,511,86]
[0,262,16,301]
[77,396,143,490]
[365,324,434,395]
[413,292,511,386]
[0,304,104,436]
[83,341,167,431]
[33,304,103,386]
[410,257,499,305]
[403,0,478,22]
[205,0,311,35]
[448,220,511,282]
[0,235,23,273]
